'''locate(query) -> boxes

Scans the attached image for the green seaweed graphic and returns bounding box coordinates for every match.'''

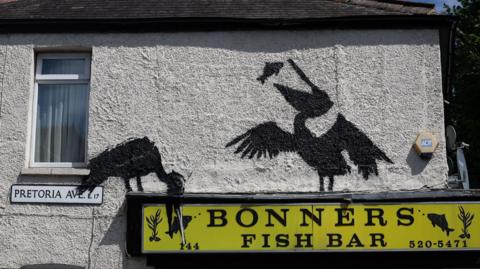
[458,206,474,239]
[146,209,163,242]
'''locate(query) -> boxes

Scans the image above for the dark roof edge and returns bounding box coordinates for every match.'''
[0,15,455,33]
[348,0,436,15]
[375,0,435,9]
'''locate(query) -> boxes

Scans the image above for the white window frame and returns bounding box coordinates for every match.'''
[30,53,91,168]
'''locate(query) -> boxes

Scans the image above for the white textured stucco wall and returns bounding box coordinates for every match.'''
[0,30,446,268]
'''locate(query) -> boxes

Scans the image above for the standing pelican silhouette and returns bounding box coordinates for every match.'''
[226,59,393,191]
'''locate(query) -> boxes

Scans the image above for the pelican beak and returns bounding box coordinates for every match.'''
[175,204,186,245]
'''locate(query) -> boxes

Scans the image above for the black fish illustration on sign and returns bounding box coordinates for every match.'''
[427,213,454,236]
[257,62,284,84]
[166,215,192,238]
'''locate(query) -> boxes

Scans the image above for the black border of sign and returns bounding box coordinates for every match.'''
[128,192,480,268]
[10,184,104,205]
[141,201,480,254]
[126,191,480,257]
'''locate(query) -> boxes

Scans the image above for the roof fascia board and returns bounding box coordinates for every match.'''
[0,15,455,33]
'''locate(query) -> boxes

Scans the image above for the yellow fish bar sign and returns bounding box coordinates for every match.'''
[142,203,479,253]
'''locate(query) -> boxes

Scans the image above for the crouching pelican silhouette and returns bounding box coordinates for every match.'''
[78,137,187,244]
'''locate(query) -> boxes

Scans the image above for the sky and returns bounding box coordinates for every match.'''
[411,0,460,12]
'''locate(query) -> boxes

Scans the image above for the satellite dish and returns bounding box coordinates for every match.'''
[446,125,457,151]
[456,148,470,190]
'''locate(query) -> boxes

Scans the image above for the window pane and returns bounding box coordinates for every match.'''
[42,58,85,75]
[35,84,88,163]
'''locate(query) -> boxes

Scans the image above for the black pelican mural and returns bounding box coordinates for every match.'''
[78,137,186,243]
[257,62,284,84]
[226,59,393,191]
[79,137,184,194]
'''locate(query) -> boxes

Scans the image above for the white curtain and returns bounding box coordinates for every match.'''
[35,84,88,163]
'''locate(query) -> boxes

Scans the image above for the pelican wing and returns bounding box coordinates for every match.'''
[226,122,296,159]
[332,114,393,179]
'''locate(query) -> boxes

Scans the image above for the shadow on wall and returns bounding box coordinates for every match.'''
[406,147,430,175]
[6,30,437,53]
[98,200,157,269]
[21,264,84,269]
[96,200,133,268]
[14,202,130,268]
[98,201,126,246]
[16,174,84,184]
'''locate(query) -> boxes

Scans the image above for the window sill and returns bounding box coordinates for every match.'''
[21,167,90,176]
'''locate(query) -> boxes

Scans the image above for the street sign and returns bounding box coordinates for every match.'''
[10,184,103,205]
